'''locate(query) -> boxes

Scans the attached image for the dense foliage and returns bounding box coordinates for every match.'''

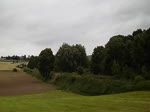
[91,46,105,74]
[28,56,39,69]
[28,28,150,79]
[27,28,150,94]
[55,43,88,72]
[91,28,150,79]
[38,48,55,80]
[54,74,150,95]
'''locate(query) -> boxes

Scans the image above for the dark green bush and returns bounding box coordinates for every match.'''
[23,68,32,73]
[76,66,84,75]
[54,74,134,95]
[134,76,145,84]
[107,80,133,93]
[13,68,18,72]
[54,74,77,90]
[134,80,150,90]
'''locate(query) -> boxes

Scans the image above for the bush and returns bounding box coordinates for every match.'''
[134,80,150,90]
[107,80,133,93]
[134,76,145,84]
[76,66,84,75]
[77,77,111,95]
[54,74,134,95]
[23,68,32,74]
[13,68,18,72]
[54,74,77,90]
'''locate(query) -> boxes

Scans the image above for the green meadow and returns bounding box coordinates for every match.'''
[0,90,149,112]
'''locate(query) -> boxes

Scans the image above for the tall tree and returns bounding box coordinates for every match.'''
[91,46,105,74]
[73,44,88,68]
[38,48,54,80]
[105,35,125,75]
[55,43,88,72]
[55,43,74,72]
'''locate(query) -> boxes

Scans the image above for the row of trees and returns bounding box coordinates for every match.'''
[28,28,150,80]
[91,28,150,79]
[28,44,88,80]
[1,55,29,61]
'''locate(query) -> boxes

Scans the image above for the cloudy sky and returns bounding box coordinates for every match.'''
[0,0,150,56]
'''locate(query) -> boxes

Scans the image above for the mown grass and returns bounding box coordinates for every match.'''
[0,91,149,112]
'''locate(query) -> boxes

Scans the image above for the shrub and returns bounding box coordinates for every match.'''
[134,80,150,90]
[134,76,145,84]
[54,74,134,95]
[13,68,18,72]
[23,68,32,74]
[76,66,84,75]
[75,77,110,95]
[141,66,150,80]
[107,80,133,93]
[54,74,77,91]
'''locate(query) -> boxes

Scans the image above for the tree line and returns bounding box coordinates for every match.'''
[28,28,150,80]
[1,55,29,62]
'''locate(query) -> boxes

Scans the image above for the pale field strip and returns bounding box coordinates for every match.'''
[0,62,27,71]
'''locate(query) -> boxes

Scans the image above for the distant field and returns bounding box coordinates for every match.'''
[0,91,149,112]
[0,62,27,71]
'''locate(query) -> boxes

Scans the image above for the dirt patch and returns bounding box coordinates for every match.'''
[0,71,55,96]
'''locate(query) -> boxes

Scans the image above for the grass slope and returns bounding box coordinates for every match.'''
[0,91,149,112]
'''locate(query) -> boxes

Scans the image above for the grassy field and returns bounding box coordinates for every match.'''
[0,91,149,112]
[0,62,27,71]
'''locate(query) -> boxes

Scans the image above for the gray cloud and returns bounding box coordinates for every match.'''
[0,0,150,56]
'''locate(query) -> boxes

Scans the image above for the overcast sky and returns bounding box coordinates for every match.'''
[0,0,150,56]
